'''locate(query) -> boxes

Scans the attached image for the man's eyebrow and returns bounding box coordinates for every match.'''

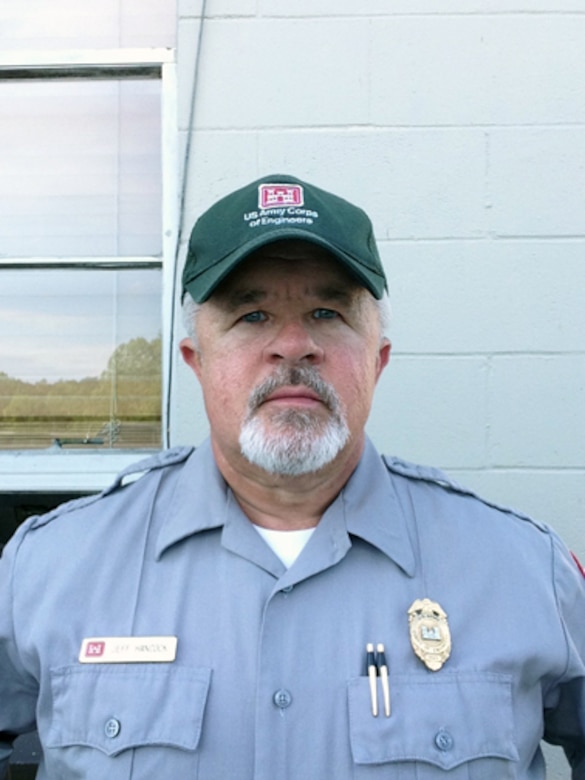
[312,285,356,305]
[218,283,357,309]
[221,289,268,309]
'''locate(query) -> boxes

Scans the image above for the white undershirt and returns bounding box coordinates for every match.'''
[253,525,316,569]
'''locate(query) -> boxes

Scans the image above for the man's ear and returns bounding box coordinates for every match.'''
[179,337,202,379]
[376,339,391,381]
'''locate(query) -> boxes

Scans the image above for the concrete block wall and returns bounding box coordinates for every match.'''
[173,0,585,536]
[172,10,583,772]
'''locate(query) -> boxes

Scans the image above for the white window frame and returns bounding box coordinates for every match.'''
[0,49,177,491]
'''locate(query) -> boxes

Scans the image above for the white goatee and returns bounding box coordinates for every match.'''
[239,366,349,476]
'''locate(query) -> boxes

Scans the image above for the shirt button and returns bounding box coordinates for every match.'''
[273,689,293,709]
[434,730,454,751]
[281,585,294,594]
[104,718,121,739]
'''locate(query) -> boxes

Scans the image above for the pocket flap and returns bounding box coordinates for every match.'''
[348,672,519,771]
[47,665,211,757]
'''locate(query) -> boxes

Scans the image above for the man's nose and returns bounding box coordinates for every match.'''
[263,321,324,365]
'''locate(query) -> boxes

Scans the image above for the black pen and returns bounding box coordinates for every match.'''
[377,643,391,717]
[366,642,378,717]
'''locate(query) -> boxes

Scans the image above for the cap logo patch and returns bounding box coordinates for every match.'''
[244,183,317,229]
[258,183,304,209]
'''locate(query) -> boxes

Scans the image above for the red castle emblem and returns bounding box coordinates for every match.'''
[85,641,106,657]
[258,183,304,209]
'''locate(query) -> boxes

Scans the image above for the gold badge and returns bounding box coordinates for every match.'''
[408,598,451,671]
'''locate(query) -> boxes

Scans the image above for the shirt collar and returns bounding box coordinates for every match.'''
[155,439,228,557]
[342,438,416,577]
[155,437,416,578]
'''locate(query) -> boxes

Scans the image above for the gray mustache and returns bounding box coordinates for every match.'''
[248,366,340,413]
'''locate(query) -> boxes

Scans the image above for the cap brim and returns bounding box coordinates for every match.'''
[183,228,386,303]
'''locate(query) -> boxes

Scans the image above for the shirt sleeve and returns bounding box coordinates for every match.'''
[543,532,585,774]
[0,523,40,774]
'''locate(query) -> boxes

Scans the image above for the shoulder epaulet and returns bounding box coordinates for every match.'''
[382,454,546,530]
[29,446,194,531]
[100,446,194,496]
[383,455,459,490]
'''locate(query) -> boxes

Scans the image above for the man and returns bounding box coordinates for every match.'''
[1,174,584,779]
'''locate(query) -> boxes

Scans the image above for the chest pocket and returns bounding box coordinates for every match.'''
[347,672,519,777]
[46,665,210,767]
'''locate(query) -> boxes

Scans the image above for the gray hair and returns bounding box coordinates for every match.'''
[181,290,391,349]
[182,292,201,347]
[376,293,392,338]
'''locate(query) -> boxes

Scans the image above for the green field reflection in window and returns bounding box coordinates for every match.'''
[0,268,162,450]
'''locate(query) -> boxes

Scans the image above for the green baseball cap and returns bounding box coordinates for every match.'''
[182,174,387,302]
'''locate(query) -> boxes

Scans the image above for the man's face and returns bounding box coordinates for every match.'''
[180,241,390,478]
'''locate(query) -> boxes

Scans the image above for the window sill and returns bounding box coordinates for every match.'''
[0,450,157,491]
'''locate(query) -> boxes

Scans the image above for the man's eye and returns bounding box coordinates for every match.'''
[241,311,267,323]
[313,308,338,320]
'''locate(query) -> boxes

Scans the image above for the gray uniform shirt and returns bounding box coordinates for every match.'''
[1,438,584,779]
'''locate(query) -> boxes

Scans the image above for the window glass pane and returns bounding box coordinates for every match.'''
[0,268,162,450]
[0,79,162,257]
[0,0,176,50]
